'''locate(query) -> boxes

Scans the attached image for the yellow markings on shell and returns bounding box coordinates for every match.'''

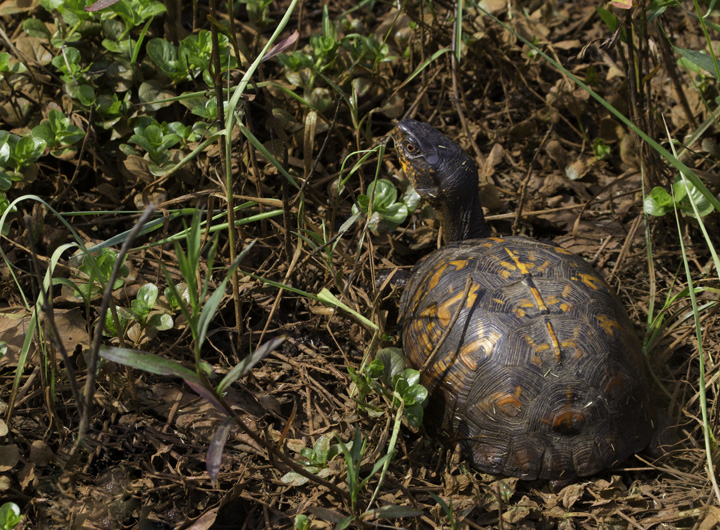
[534,259,552,274]
[561,340,583,359]
[597,315,623,336]
[428,263,449,291]
[495,387,523,417]
[500,260,516,271]
[572,272,605,291]
[458,329,502,362]
[474,387,523,417]
[458,346,478,370]
[449,260,470,271]
[425,355,458,385]
[545,321,562,362]
[504,248,531,274]
[505,248,550,312]
[436,282,480,327]
[545,295,572,313]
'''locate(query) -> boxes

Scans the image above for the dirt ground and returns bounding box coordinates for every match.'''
[0,0,719,528]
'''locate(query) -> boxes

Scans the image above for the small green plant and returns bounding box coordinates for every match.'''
[0,502,22,530]
[40,0,94,44]
[240,0,274,25]
[124,116,184,170]
[51,46,90,84]
[0,131,46,189]
[281,432,343,486]
[98,211,288,481]
[644,176,715,219]
[592,138,611,160]
[104,0,166,39]
[293,514,310,530]
[335,428,385,517]
[94,92,131,129]
[348,347,427,428]
[31,109,85,157]
[60,247,129,302]
[352,178,420,236]
[104,283,174,343]
[0,52,28,76]
[49,46,96,102]
[147,30,237,85]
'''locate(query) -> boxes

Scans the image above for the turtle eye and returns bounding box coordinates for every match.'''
[405,141,417,153]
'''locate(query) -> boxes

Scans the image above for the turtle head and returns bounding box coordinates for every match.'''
[392,119,488,241]
[392,119,478,206]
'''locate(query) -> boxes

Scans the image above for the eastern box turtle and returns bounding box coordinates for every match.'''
[392,119,654,480]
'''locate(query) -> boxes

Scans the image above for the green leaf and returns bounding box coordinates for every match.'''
[104,306,129,336]
[593,138,611,160]
[147,313,173,331]
[369,179,398,209]
[31,123,56,148]
[23,18,52,39]
[0,502,23,529]
[400,368,420,387]
[164,282,189,310]
[147,38,187,80]
[675,47,718,79]
[647,0,677,20]
[376,347,406,385]
[674,177,714,218]
[404,403,424,428]
[294,514,309,530]
[312,433,333,464]
[99,346,200,382]
[136,283,159,309]
[76,84,96,106]
[0,173,11,192]
[402,186,421,211]
[644,186,673,217]
[401,384,428,407]
[196,240,256,348]
[595,7,620,33]
[12,136,45,166]
[281,471,310,486]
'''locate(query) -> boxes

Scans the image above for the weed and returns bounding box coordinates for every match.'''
[0,503,22,530]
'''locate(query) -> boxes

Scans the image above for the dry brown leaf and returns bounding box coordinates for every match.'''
[0,444,19,471]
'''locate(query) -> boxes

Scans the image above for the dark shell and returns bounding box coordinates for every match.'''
[400,236,653,480]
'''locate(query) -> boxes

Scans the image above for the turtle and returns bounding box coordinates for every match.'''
[391,118,654,480]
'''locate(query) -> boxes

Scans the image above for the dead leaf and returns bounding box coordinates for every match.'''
[29,440,53,466]
[558,482,585,509]
[18,462,35,490]
[0,0,40,16]
[0,444,19,471]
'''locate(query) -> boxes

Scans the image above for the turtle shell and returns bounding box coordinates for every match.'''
[400,235,654,480]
